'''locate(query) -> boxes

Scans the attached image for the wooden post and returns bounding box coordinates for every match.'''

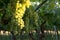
[40,21,46,40]
[11,31,17,40]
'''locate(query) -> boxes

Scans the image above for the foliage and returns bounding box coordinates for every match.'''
[0,0,60,40]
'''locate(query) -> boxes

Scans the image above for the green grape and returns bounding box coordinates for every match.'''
[13,0,31,29]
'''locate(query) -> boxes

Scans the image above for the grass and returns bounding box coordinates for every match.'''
[0,35,12,40]
[0,34,60,40]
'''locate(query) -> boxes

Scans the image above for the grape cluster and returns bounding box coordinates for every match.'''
[13,0,31,29]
